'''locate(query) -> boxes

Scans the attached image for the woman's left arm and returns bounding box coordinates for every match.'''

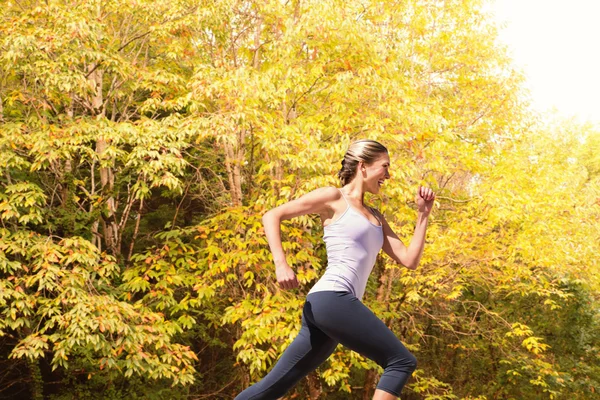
[377,186,436,270]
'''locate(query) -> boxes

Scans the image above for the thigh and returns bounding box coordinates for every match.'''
[275,313,339,379]
[306,291,410,367]
[235,310,338,400]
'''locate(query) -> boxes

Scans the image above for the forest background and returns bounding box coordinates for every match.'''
[1,0,599,399]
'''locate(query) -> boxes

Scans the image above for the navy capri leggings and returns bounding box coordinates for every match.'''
[234,290,417,399]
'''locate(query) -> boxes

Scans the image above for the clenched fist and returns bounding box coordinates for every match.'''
[416,186,436,216]
[275,263,299,290]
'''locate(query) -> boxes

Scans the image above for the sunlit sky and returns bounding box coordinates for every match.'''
[491,0,600,123]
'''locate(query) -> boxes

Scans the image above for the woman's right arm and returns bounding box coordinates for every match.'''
[262,186,340,289]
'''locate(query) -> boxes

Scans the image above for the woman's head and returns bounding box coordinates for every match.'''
[338,139,389,190]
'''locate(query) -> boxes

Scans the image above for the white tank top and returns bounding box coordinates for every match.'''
[307,189,384,300]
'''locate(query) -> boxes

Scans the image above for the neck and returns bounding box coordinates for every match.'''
[342,182,366,205]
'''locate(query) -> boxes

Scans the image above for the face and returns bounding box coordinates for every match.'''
[360,152,391,194]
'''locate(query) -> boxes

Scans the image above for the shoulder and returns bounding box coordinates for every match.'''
[268,186,342,220]
[299,186,343,212]
[292,186,341,206]
[314,186,342,199]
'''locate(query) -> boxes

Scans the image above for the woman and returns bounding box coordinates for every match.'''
[235,139,436,400]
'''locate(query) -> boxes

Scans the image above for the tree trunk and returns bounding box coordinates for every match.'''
[253,16,263,69]
[223,129,246,206]
[60,159,72,207]
[88,65,104,116]
[97,138,119,255]
[88,64,119,255]
[28,359,43,400]
[306,371,322,399]
[362,370,378,400]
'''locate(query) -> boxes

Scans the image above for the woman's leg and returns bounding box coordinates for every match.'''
[234,308,338,400]
[304,291,417,398]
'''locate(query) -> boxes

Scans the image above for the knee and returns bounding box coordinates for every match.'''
[376,352,417,396]
[386,352,417,374]
[406,352,417,372]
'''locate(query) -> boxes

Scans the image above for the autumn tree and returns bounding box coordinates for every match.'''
[1,0,598,399]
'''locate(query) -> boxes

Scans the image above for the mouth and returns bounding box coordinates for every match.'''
[377,180,384,187]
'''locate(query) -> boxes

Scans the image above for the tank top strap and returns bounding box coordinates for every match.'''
[338,188,350,206]
[368,206,382,226]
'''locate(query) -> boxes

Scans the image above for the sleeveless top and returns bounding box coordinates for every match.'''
[307,189,384,300]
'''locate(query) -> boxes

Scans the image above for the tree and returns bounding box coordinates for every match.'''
[1,0,598,399]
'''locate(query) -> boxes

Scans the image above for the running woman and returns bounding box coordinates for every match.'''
[235,139,436,400]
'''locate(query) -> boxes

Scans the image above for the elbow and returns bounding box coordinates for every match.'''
[408,256,423,270]
[395,251,419,270]
[262,210,271,223]
[398,260,417,270]
[262,209,279,225]
[262,210,273,225]
[401,258,419,270]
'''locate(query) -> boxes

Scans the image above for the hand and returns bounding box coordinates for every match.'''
[275,263,299,290]
[416,186,436,215]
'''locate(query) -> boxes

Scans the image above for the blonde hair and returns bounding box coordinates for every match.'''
[338,139,388,186]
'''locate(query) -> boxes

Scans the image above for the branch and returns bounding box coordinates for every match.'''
[435,195,477,204]
[117,30,152,52]
[126,197,144,262]
[194,379,236,399]
[288,74,325,120]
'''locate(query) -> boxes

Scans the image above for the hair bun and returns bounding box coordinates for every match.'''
[337,140,388,187]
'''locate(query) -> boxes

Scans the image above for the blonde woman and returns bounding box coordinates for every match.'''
[235,139,436,400]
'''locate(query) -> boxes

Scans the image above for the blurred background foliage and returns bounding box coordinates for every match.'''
[0,0,598,398]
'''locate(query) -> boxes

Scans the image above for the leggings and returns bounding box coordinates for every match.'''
[234,290,417,399]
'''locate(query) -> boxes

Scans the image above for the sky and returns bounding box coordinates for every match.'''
[490,0,600,124]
